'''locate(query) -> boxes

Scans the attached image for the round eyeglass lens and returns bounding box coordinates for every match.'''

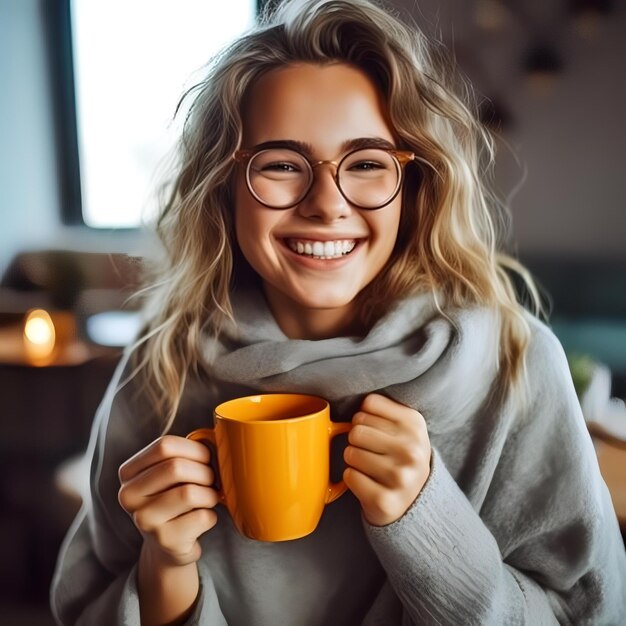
[338,149,402,208]
[247,149,312,208]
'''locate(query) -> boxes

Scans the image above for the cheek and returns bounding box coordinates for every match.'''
[374,204,402,255]
[234,188,282,271]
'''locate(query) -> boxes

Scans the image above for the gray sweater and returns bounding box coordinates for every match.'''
[51,289,626,624]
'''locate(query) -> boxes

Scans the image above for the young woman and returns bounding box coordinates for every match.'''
[52,1,626,624]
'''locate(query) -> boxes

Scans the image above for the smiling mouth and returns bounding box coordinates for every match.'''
[284,238,358,260]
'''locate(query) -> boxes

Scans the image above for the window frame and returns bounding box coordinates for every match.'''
[46,0,267,228]
[44,0,83,225]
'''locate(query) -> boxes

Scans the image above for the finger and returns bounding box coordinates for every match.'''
[343,467,402,527]
[119,457,215,512]
[155,507,218,557]
[119,435,211,482]
[344,445,402,489]
[343,466,391,508]
[352,412,399,437]
[131,484,220,532]
[343,465,382,496]
[348,423,395,454]
[360,393,422,427]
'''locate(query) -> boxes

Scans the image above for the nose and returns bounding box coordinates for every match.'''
[296,162,351,222]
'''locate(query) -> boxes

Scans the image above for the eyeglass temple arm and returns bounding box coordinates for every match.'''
[392,150,416,165]
[233,150,254,163]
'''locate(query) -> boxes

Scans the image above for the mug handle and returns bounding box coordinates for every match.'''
[326,421,352,503]
[186,428,226,503]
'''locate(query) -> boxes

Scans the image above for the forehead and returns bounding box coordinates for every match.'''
[241,62,395,153]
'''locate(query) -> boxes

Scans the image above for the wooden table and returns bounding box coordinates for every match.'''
[0,322,122,603]
[592,434,626,530]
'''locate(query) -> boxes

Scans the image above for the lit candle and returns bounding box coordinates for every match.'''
[23,308,56,365]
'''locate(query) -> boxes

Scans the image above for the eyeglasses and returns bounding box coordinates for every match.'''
[233,147,415,210]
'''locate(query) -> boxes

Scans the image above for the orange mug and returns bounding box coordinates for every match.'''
[187,393,351,542]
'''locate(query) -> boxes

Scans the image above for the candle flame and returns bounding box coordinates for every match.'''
[23,309,56,365]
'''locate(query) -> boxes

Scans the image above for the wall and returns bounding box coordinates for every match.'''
[0,0,59,272]
[392,0,626,259]
[0,0,148,277]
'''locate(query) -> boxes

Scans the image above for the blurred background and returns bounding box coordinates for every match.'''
[1,0,625,623]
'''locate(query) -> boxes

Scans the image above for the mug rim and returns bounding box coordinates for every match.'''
[214,393,329,424]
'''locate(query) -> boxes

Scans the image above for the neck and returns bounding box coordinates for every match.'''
[262,284,365,340]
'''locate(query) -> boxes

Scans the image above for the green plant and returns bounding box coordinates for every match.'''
[567,353,596,398]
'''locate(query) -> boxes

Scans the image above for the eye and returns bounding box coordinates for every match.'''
[249,149,309,179]
[348,160,385,171]
[258,161,302,173]
[341,149,396,176]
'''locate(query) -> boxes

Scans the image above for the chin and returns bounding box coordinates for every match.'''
[293,291,357,311]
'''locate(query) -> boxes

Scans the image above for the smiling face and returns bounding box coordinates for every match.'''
[234,62,402,339]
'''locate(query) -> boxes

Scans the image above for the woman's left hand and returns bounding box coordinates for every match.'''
[343,393,431,527]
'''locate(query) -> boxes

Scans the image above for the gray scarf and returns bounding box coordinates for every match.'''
[204,287,501,437]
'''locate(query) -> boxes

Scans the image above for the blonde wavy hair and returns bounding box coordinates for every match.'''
[132,0,542,431]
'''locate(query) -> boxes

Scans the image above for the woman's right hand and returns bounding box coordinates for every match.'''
[118,435,219,567]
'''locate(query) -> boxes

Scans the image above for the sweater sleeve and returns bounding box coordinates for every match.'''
[364,324,626,625]
[50,354,228,626]
[51,509,226,625]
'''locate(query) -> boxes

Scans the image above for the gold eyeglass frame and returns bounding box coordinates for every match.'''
[233,147,416,210]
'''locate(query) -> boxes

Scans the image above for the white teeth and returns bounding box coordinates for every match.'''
[286,239,357,259]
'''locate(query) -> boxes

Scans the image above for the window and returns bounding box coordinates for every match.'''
[55,0,257,228]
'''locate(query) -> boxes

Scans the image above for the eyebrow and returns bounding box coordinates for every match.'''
[250,137,397,156]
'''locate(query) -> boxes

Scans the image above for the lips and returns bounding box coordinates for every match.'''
[284,238,357,259]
